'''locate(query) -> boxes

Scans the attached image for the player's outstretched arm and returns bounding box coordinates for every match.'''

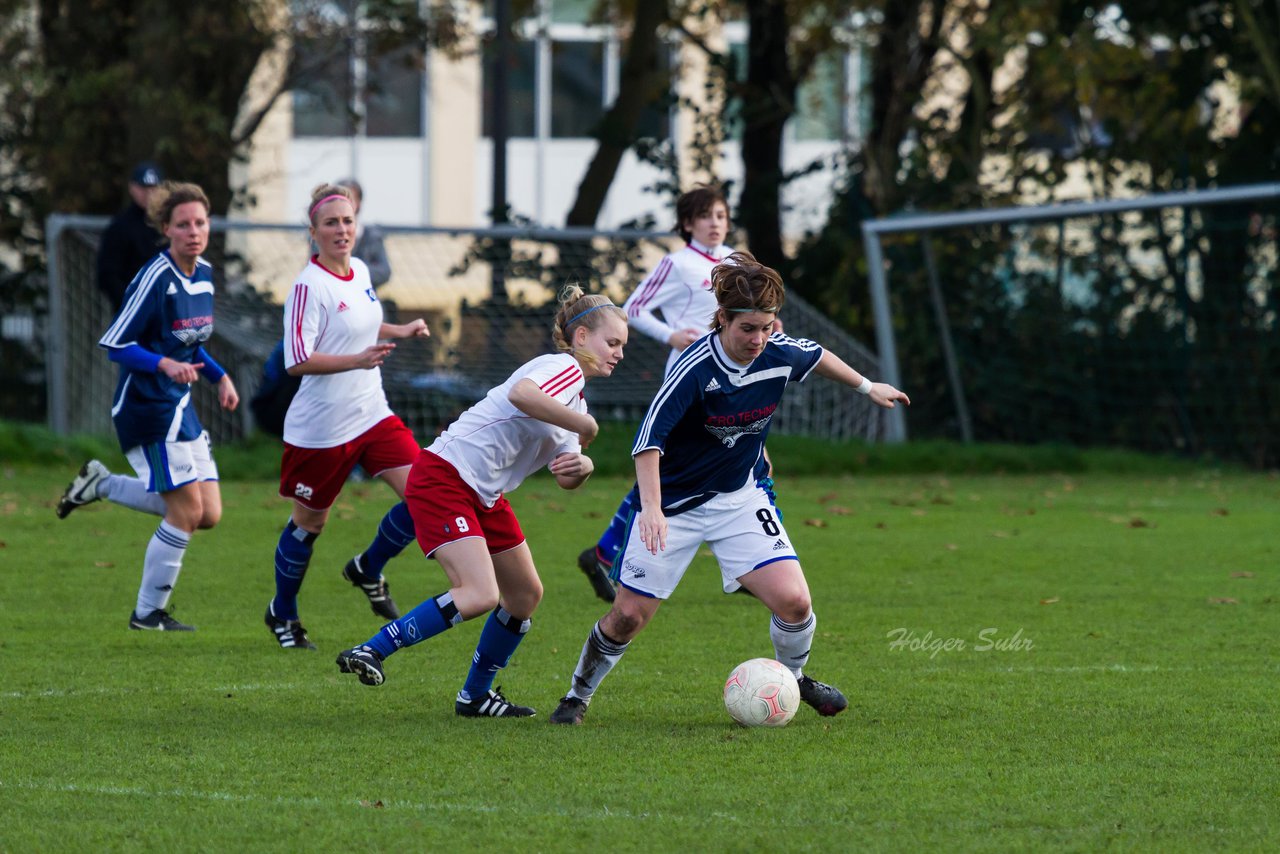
[508,378,599,447]
[812,349,910,409]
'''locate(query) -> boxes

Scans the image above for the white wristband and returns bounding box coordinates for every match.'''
[856,377,873,395]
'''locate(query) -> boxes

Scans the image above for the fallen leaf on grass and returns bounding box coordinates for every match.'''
[583,511,601,519]
[945,544,958,551]
[817,492,839,504]
[1211,508,1229,517]
[1127,517,1153,528]
[1231,571,1255,578]
[874,522,887,530]
[1040,597,1059,605]
[804,518,828,528]
[94,561,114,568]
[359,800,385,809]
[992,530,1012,538]
[828,506,852,515]
[1208,597,1238,605]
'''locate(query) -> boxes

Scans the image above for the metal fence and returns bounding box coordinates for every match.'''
[46,217,885,446]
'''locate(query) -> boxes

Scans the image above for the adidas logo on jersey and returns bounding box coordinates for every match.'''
[337,301,349,312]
[166,283,178,295]
[772,538,787,551]
[705,377,721,392]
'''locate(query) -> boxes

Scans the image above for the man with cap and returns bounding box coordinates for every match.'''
[95,161,166,313]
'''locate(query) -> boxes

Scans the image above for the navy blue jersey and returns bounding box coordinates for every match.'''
[632,330,823,515]
[99,251,216,450]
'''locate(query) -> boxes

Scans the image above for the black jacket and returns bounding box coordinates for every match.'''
[97,203,164,312]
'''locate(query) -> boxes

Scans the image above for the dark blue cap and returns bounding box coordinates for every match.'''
[130,162,163,187]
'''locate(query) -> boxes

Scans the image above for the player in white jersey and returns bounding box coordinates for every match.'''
[576,186,736,601]
[56,182,240,632]
[264,183,430,650]
[549,252,910,725]
[336,286,629,718]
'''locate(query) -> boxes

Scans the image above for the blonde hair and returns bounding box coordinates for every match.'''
[711,251,786,329]
[146,182,210,232]
[307,183,356,225]
[552,285,626,366]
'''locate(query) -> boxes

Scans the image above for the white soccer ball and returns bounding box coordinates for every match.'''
[723,657,800,727]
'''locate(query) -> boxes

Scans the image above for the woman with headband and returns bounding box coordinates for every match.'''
[264,183,430,650]
[549,251,910,726]
[336,285,628,718]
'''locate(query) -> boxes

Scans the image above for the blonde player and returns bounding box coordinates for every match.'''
[265,183,430,650]
[336,286,628,718]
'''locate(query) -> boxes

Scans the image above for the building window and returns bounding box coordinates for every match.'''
[292,28,423,138]
[551,40,606,138]
[482,40,537,138]
[724,40,851,142]
[293,34,356,137]
[482,7,671,142]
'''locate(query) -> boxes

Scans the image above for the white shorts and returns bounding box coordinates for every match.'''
[126,431,219,493]
[615,480,797,600]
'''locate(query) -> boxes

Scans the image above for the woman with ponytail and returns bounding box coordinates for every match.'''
[336,285,628,718]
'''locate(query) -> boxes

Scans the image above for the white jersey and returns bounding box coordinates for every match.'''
[427,353,587,507]
[623,239,732,376]
[281,256,393,447]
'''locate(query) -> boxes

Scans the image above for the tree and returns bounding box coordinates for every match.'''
[0,0,467,250]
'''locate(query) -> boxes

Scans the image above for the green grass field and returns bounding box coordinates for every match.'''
[2,441,1278,851]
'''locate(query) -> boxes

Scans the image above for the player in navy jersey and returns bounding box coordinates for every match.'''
[335,286,628,718]
[263,183,431,651]
[57,182,240,631]
[550,251,910,725]
[575,186,735,601]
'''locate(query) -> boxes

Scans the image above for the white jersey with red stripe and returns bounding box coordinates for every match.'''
[623,238,733,376]
[427,353,588,507]
[281,256,393,448]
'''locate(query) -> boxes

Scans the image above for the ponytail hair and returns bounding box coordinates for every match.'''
[147,182,210,232]
[552,285,626,366]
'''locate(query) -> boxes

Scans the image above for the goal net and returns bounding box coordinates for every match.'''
[862,184,1280,466]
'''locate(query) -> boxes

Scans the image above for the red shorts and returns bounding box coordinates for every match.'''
[279,415,419,510]
[405,450,525,558]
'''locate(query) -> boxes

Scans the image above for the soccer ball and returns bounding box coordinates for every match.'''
[723,658,800,727]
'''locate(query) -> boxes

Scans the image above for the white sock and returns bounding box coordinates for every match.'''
[566,621,629,702]
[101,475,167,516]
[136,521,190,616]
[770,611,816,679]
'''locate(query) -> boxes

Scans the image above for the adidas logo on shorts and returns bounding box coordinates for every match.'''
[705,377,721,392]
[772,538,787,550]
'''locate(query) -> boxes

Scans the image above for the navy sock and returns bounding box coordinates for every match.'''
[271,520,317,620]
[461,607,531,701]
[356,501,415,578]
[366,591,461,658]
[596,492,636,569]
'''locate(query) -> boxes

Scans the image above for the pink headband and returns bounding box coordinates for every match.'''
[309,193,350,220]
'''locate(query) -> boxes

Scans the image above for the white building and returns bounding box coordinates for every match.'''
[239,1,868,237]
